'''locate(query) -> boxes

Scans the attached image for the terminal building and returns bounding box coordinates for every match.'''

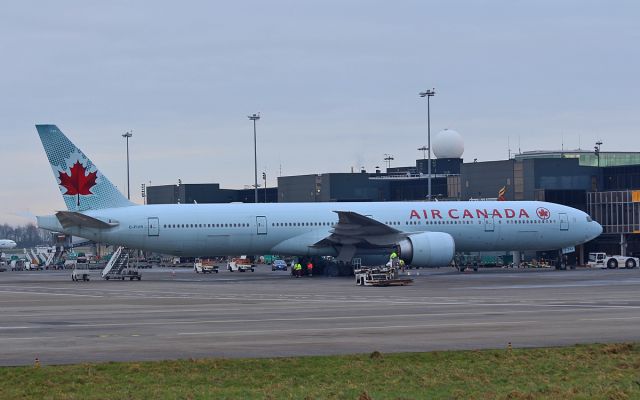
[146,130,640,263]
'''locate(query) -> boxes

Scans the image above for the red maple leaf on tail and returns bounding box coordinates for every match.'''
[58,161,98,206]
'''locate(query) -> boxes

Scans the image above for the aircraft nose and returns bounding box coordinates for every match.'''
[588,220,603,240]
[594,221,603,237]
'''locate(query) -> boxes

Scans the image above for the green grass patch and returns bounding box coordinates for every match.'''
[1,343,639,399]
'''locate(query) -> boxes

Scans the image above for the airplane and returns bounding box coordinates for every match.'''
[34,124,602,268]
[0,240,17,250]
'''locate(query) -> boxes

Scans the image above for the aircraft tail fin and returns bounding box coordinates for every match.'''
[35,124,135,211]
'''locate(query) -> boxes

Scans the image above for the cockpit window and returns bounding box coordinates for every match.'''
[586,216,593,222]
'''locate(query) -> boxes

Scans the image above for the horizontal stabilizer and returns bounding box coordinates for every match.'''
[55,211,118,230]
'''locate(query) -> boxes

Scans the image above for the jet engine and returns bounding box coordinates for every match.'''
[396,232,455,267]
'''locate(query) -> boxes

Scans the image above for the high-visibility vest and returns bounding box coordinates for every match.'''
[390,252,398,259]
[294,263,302,270]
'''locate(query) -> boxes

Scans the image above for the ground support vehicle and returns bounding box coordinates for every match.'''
[588,252,639,269]
[194,258,219,273]
[105,268,142,280]
[355,266,413,286]
[102,247,142,280]
[71,264,91,281]
[271,260,288,271]
[227,257,255,272]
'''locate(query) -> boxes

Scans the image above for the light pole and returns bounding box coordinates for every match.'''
[248,113,260,203]
[418,146,428,159]
[122,131,133,200]
[262,172,267,203]
[384,154,394,170]
[594,140,603,168]
[419,88,435,200]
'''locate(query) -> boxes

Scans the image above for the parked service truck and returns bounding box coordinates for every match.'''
[588,252,638,269]
[194,258,219,273]
[227,256,255,272]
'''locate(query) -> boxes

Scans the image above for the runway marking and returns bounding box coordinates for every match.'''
[3,285,638,306]
[177,320,539,336]
[0,306,627,331]
[465,279,640,290]
[0,336,58,341]
[0,290,103,298]
[580,316,640,321]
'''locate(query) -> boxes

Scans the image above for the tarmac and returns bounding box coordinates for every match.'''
[0,266,639,366]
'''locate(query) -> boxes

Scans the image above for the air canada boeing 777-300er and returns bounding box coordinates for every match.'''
[35,125,602,267]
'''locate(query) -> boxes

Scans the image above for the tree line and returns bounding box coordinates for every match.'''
[0,223,54,248]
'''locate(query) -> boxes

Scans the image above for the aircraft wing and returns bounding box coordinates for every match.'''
[312,211,406,260]
[55,211,118,230]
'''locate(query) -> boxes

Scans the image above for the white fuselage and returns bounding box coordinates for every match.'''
[0,240,17,250]
[39,201,602,257]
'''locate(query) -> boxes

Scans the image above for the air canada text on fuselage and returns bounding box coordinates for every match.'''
[409,208,534,220]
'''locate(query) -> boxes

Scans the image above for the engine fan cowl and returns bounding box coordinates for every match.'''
[397,232,455,267]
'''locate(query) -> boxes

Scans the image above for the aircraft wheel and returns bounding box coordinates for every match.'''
[607,259,618,269]
[325,265,338,277]
[625,258,636,269]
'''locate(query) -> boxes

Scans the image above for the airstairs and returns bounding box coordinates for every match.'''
[29,250,40,265]
[44,252,54,267]
[101,247,141,280]
[101,246,128,278]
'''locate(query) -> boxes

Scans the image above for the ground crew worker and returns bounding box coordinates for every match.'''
[306,261,313,277]
[390,251,398,267]
[294,262,303,278]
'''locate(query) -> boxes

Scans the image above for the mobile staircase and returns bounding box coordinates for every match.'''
[44,252,54,268]
[102,247,142,281]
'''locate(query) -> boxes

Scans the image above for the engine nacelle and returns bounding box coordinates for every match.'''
[397,232,455,267]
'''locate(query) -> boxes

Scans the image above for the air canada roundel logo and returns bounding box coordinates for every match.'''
[536,207,550,220]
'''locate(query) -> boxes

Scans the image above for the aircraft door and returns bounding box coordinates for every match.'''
[256,216,267,235]
[559,213,569,231]
[484,217,495,232]
[148,217,160,236]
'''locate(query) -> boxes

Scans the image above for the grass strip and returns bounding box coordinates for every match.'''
[0,343,639,399]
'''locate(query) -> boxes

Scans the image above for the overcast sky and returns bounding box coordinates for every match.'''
[1,1,638,224]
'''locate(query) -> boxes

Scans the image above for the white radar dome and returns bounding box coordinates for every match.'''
[432,129,464,159]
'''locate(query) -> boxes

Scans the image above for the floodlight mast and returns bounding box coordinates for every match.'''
[594,140,603,168]
[248,113,261,203]
[122,131,133,200]
[419,89,436,200]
